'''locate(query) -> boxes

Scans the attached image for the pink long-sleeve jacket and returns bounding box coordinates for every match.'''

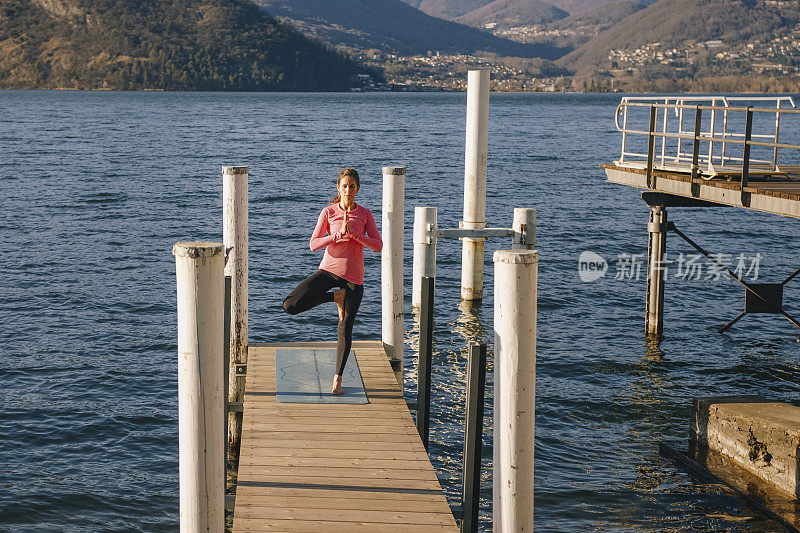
[310,203,382,285]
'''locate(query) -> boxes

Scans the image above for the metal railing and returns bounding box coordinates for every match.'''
[615,96,799,178]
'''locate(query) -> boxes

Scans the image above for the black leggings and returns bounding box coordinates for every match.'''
[282,269,364,376]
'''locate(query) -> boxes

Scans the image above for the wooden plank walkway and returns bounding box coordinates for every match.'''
[232,340,459,532]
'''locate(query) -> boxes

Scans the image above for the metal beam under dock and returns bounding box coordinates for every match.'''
[231,340,458,532]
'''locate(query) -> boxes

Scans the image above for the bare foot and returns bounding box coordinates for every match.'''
[333,288,345,321]
[331,374,344,395]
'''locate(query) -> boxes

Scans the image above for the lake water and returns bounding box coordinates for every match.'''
[2,90,800,531]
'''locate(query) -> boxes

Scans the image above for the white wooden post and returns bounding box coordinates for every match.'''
[512,208,536,250]
[382,166,405,386]
[493,249,538,533]
[222,165,248,452]
[173,241,225,533]
[412,206,437,309]
[461,69,490,301]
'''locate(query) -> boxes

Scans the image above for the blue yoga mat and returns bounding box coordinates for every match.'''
[275,348,368,404]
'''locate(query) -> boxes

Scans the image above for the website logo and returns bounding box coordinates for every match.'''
[578,251,608,282]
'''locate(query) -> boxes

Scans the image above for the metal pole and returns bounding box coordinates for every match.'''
[461,69,490,301]
[660,98,668,165]
[461,342,486,533]
[742,107,753,205]
[412,207,437,309]
[691,106,702,196]
[222,165,248,454]
[382,166,405,388]
[645,206,667,337]
[773,99,781,171]
[512,208,536,250]
[173,241,225,533]
[742,107,753,186]
[708,105,717,172]
[416,276,434,449]
[493,249,538,533]
[620,100,629,163]
[677,102,685,162]
[222,275,231,492]
[646,105,657,189]
[721,107,729,165]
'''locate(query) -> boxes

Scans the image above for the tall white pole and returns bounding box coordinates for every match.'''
[382,166,405,387]
[493,249,538,533]
[461,69,490,301]
[412,206,437,309]
[222,165,248,452]
[512,208,536,250]
[173,241,225,533]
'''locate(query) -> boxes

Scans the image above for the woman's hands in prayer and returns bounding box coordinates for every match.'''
[337,210,355,241]
[342,210,351,235]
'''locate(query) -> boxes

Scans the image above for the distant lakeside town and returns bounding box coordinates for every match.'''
[354,30,800,93]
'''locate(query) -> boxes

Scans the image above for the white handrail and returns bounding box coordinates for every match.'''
[614,97,800,173]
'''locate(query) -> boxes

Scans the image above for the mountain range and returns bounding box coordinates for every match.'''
[3,0,798,92]
[252,0,566,58]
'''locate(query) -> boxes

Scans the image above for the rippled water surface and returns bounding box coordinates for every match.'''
[2,90,800,531]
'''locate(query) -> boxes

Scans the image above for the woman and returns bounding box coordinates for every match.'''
[282,167,383,395]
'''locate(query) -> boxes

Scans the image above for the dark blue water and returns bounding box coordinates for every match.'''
[2,90,799,531]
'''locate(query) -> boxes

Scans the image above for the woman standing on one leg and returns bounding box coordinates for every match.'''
[282,167,383,395]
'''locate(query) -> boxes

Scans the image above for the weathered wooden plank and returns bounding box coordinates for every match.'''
[240,431,421,442]
[235,507,457,525]
[241,457,432,469]
[238,465,440,481]
[243,407,412,416]
[234,486,448,502]
[243,422,418,432]
[234,518,455,532]
[241,448,426,460]
[243,416,410,426]
[234,495,450,511]
[239,439,427,452]
[235,474,447,491]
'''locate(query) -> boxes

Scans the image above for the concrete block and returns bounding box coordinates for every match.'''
[692,396,800,498]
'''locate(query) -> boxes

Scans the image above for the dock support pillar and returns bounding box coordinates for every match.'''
[416,276,434,450]
[462,342,487,533]
[512,208,536,250]
[382,166,405,388]
[461,70,490,301]
[173,241,225,533]
[493,249,538,533]
[222,165,249,454]
[412,207,437,309]
[645,205,667,338]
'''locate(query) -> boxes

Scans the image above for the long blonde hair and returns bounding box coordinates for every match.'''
[331,167,360,204]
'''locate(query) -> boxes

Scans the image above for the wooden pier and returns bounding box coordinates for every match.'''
[602,97,800,337]
[231,340,459,532]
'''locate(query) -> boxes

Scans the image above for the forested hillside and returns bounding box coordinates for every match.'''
[0,0,379,90]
